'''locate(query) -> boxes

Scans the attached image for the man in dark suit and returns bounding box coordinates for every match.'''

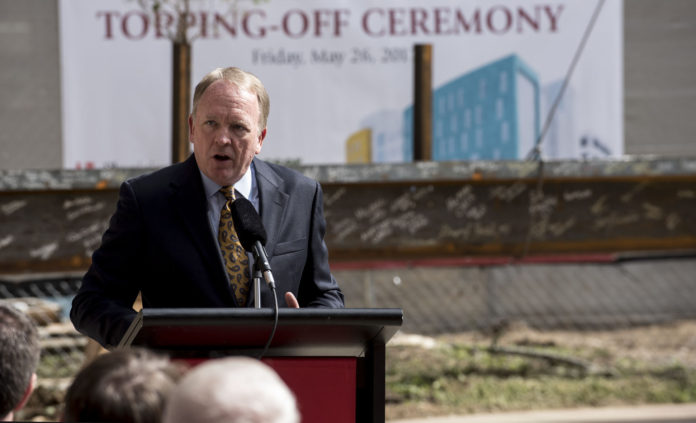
[71,67,344,348]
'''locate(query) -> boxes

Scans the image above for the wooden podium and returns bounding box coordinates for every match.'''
[118,308,403,423]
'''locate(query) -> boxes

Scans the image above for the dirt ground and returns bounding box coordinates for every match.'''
[390,320,696,367]
[385,320,696,419]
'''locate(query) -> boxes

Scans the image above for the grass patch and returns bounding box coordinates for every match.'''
[386,331,696,420]
[37,349,85,379]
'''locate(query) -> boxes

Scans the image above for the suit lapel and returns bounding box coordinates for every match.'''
[168,155,228,284]
[253,158,288,258]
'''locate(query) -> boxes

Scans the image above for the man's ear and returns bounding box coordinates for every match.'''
[256,128,267,154]
[188,114,195,144]
[14,373,36,413]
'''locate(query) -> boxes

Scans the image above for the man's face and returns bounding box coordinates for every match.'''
[189,79,266,186]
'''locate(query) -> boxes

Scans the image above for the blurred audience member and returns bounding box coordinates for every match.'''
[163,356,299,423]
[63,348,185,423]
[0,303,41,422]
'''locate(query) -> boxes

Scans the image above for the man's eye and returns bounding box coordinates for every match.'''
[205,120,216,126]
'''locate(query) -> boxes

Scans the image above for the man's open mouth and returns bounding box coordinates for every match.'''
[214,154,231,161]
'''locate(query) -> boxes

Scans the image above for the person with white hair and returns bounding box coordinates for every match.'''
[162,356,299,423]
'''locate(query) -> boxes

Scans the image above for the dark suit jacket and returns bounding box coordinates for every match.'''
[71,155,344,347]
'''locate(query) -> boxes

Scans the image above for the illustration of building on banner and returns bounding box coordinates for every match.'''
[540,80,575,159]
[541,80,612,160]
[346,129,371,163]
[403,54,541,161]
[345,110,406,163]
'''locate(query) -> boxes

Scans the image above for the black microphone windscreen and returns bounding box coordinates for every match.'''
[229,197,267,251]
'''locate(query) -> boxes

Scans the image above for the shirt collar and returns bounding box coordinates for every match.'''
[200,162,254,200]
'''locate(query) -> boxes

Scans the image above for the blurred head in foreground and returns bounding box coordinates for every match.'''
[0,303,40,422]
[163,356,299,423]
[63,348,185,423]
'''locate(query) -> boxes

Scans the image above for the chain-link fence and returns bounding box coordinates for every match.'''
[2,256,695,385]
[336,257,696,334]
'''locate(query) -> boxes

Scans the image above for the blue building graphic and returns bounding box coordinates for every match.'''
[362,110,405,163]
[404,54,540,161]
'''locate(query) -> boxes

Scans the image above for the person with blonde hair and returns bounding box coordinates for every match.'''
[71,66,344,349]
[163,357,299,423]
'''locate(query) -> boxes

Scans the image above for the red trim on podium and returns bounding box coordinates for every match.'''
[265,357,357,423]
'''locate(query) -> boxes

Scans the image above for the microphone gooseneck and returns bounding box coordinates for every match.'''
[229,197,275,288]
[228,196,279,359]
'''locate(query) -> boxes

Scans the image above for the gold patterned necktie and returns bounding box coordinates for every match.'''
[218,186,251,306]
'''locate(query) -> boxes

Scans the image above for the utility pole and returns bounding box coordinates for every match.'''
[413,44,432,161]
[171,0,191,164]
[171,40,191,163]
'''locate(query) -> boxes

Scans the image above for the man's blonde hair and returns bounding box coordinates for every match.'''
[191,67,270,130]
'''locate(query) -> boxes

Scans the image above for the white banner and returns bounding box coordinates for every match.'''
[59,0,623,168]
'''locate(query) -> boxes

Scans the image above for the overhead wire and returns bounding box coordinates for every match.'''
[519,0,607,259]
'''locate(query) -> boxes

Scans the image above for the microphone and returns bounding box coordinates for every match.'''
[228,197,275,288]
[229,196,279,359]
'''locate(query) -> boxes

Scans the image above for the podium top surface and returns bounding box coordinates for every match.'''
[119,308,403,358]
